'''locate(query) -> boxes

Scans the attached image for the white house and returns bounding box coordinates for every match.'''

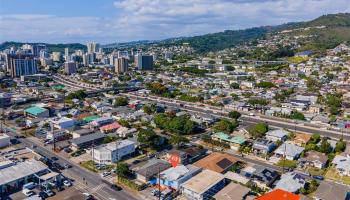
[265,129,289,142]
[332,155,350,176]
[93,140,135,164]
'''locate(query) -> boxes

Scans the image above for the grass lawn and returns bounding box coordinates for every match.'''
[80,160,98,173]
[325,167,350,185]
[276,160,298,168]
[306,167,326,176]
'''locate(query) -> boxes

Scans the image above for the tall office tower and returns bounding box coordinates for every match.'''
[64,48,70,61]
[88,53,96,63]
[136,55,154,70]
[6,54,38,78]
[114,57,128,73]
[51,52,61,62]
[82,54,89,66]
[32,44,46,57]
[86,42,100,53]
[109,54,118,66]
[64,61,77,74]
[39,50,49,59]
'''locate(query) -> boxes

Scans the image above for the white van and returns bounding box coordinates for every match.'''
[22,188,35,197]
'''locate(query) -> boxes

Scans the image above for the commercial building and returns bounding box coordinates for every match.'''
[24,106,50,118]
[154,164,202,190]
[136,55,153,70]
[181,169,226,200]
[0,133,10,148]
[93,139,135,164]
[131,158,171,183]
[114,57,128,73]
[0,93,11,108]
[6,54,38,78]
[64,61,77,74]
[0,159,48,195]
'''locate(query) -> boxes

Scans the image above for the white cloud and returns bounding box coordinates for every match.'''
[1,0,350,43]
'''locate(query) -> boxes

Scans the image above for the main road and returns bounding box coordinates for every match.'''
[122,93,350,141]
[3,125,138,200]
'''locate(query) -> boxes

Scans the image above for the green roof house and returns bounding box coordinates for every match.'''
[212,132,246,151]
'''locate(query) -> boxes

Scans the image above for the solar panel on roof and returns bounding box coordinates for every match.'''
[216,158,233,169]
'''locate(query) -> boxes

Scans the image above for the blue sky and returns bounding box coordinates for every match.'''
[0,0,350,44]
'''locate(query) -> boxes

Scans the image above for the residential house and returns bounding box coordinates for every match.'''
[213,182,251,200]
[71,128,94,139]
[332,155,350,176]
[314,181,350,200]
[293,133,311,147]
[181,169,226,200]
[274,142,304,160]
[252,138,276,155]
[212,132,246,151]
[275,172,306,193]
[265,129,289,142]
[243,165,279,188]
[255,189,300,200]
[193,152,239,174]
[301,150,328,169]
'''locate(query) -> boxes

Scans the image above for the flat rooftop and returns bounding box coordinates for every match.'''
[182,169,225,194]
[0,159,48,186]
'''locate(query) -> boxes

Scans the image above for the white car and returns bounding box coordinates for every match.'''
[63,180,72,187]
[101,171,111,177]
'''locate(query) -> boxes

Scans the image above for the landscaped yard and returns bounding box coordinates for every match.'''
[325,167,350,185]
[276,160,298,168]
[306,166,326,176]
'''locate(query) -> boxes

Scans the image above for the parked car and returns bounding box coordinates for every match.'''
[313,175,324,181]
[64,163,72,169]
[101,171,111,177]
[51,156,59,161]
[38,191,48,198]
[44,189,55,197]
[110,184,121,191]
[63,180,72,187]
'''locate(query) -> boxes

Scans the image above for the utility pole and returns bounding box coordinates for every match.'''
[282,142,287,175]
[158,165,161,200]
[116,140,120,183]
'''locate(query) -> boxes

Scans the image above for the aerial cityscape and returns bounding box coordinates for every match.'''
[1,0,350,200]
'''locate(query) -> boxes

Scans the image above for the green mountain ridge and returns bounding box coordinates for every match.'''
[1,13,349,53]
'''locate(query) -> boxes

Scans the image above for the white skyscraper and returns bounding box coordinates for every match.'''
[87,42,100,53]
[64,48,70,61]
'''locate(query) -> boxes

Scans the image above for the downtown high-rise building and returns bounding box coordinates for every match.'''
[64,61,77,74]
[114,57,128,73]
[136,54,154,70]
[5,54,38,78]
[87,42,100,53]
[64,48,70,61]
